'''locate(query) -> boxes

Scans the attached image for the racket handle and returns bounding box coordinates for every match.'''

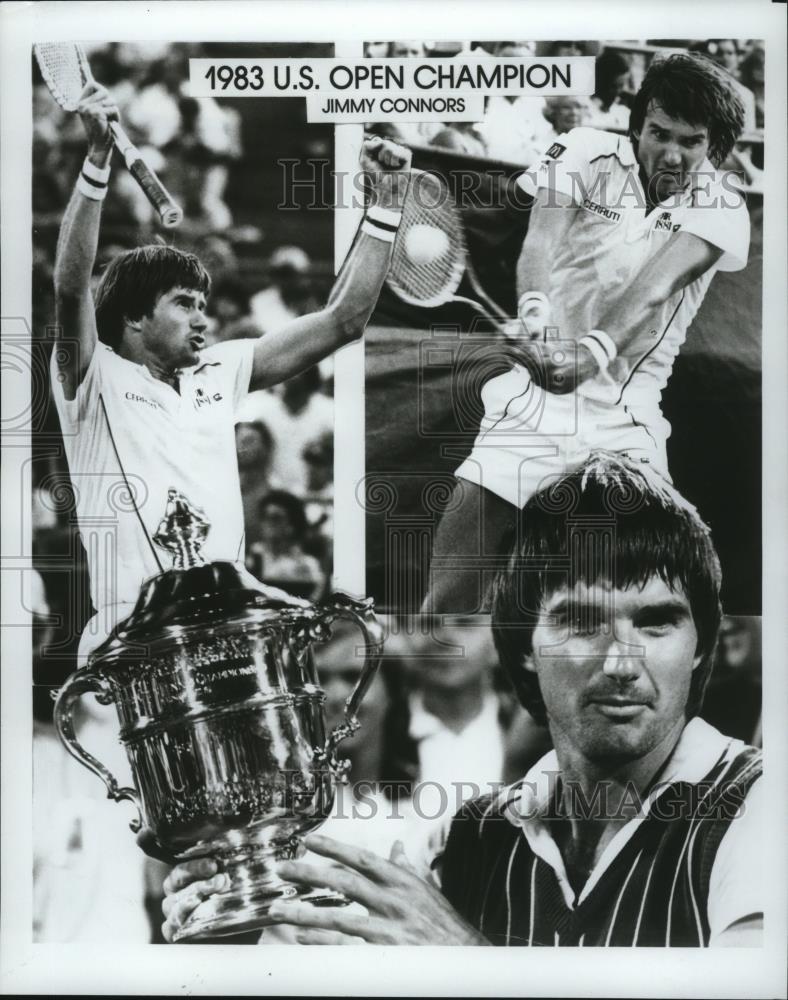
[108,121,183,228]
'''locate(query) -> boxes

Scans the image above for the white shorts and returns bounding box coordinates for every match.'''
[454,366,671,509]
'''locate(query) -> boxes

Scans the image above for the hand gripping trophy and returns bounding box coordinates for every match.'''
[54,490,383,941]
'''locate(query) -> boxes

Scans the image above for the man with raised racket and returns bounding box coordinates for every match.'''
[51,81,410,659]
[424,53,750,613]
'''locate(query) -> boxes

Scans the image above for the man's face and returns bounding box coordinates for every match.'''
[259,502,295,545]
[316,630,387,735]
[526,577,702,764]
[139,286,208,370]
[497,42,536,59]
[406,620,496,693]
[714,41,739,72]
[389,41,424,59]
[549,97,588,133]
[635,104,710,204]
[235,424,271,470]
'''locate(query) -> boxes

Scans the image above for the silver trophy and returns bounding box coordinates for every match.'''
[54,489,383,941]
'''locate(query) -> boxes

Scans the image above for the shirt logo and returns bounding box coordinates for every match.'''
[193,386,224,409]
[125,391,160,410]
[655,211,681,233]
[582,198,622,224]
[546,142,566,159]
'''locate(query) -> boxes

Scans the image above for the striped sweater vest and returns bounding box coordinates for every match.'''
[440,746,762,946]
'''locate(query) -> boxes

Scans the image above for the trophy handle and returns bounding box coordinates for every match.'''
[317,594,384,774]
[53,668,143,834]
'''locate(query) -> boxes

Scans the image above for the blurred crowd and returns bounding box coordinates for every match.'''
[363,39,765,188]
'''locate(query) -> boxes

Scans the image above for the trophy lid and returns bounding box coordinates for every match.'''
[91,489,312,663]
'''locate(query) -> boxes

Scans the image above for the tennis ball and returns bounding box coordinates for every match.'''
[404,224,449,265]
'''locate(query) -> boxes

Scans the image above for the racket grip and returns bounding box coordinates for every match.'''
[127,156,183,228]
[109,121,183,227]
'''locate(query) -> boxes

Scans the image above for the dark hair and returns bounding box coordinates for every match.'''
[236,419,274,454]
[210,275,250,315]
[94,245,211,349]
[259,489,308,538]
[490,452,722,727]
[596,49,631,87]
[629,52,745,166]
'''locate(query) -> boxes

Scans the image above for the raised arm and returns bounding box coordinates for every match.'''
[248,137,411,391]
[53,83,118,399]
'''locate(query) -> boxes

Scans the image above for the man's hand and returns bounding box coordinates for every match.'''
[511,337,598,395]
[77,82,119,167]
[360,135,412,212]
[160,857,228,943]
[265,833,488,945]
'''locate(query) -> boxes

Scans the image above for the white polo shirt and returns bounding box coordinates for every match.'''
[518,127,750,408]
[51,339,255,620]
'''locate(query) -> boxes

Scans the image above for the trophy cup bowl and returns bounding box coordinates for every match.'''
[53,490,383,941]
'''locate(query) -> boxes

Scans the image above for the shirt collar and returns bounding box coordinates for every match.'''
[502,716,745,828]
[498,718,746,908]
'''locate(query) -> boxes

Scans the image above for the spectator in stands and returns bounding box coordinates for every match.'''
[364,41,391,58]
[247,490,325,600]
[541,96,590,143]
[587,49,632,131]
[379,622,550,841]
[237,366,333,497]
[690,41,757,132]
[474,41,554,165]
[205,276,261,346]
[250,245,318,335]
[545,41,592,58]
[710,39,742,79]
[235,420,276,549]
[387,41,426,59]
[431,121,488,158]
[738,45,765,129]
[302,430,334,569]
[701,618,761,745]
[125,50,241,227]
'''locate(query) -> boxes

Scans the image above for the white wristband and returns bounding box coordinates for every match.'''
[82,157,112,184]
[76,174,108,201]
[361,205,402,243]
[586,328,618,363]
[361,219,397,243]
[579,335,610,374]
[78,157,111,201]
[367,205,402,228]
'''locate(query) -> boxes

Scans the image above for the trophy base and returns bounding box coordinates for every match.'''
[172,840,349,942]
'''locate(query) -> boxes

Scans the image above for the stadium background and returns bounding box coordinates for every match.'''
[363,39,763,619]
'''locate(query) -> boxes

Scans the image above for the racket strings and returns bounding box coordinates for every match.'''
[388,172,467,308]
[34,43,88,111]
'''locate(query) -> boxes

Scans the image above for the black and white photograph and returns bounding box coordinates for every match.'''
[1,2,786,997]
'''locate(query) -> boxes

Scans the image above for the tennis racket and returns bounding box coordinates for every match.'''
[386,169,509,329]
[34,42,183,228]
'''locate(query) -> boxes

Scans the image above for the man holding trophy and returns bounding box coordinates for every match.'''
[162,455,763,947]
